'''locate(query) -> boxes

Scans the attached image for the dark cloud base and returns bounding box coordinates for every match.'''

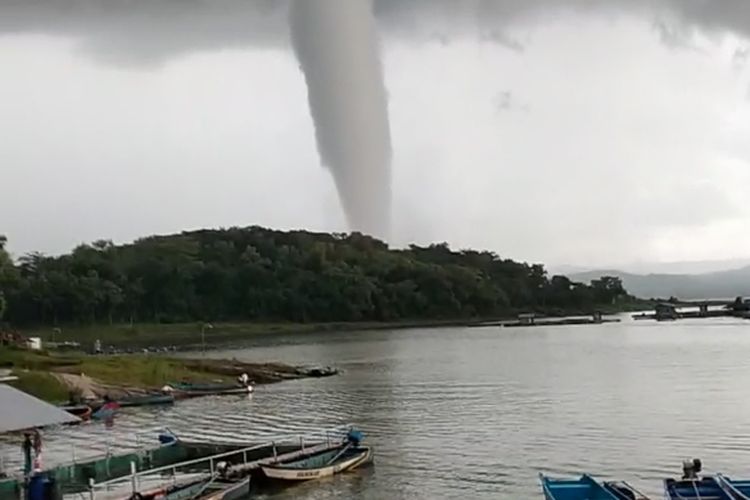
[1,1,749,65]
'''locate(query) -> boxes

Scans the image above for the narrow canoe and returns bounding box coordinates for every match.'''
[540,473,650,500]
[128,476,211,500]
[116,393,175,407]
[167,382,243,391]
[194,477,251,500]
[260,444,372,481]
[164,382,253,397]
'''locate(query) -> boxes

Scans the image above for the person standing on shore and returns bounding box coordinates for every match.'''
[21,433,32,476]
[32,430,42,472]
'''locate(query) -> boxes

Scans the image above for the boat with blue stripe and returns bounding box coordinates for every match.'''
[540,473,649,499]
[663,460,750,499]
[541,459,750,500]
[664,475,750,499]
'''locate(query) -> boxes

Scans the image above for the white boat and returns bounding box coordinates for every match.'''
[260,444,373,481]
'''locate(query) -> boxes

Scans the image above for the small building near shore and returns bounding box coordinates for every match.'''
[518,313,536,325]
[655,303,678,320]
[25,337,42,351]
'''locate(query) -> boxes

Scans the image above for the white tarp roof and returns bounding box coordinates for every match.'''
[0,384,79,433]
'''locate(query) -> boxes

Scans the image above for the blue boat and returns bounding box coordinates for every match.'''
[665,475,750,499]
[716,474,750,500]
[664,459,750,499]
[540,473,649,500]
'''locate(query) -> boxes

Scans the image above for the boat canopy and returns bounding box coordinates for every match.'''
[0,384,79,433]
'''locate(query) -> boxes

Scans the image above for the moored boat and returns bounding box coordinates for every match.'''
[193,476,251,500]
[127,475,211,500]
[539,473,650,500]
[116,392,175,407]
[715,474,750,500]
[162,381,253,397]
[665,476,734,499]
[664,459,750,500]
[260,430,372,482]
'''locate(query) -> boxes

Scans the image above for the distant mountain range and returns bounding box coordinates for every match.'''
[568,266,750,300]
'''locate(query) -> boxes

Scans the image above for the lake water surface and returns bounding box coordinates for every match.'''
[6,317,750,498]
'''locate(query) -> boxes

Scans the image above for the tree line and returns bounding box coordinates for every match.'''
[0,227,631,326]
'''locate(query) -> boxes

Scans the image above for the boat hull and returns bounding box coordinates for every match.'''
[664,476,750,500]
[196,477,251,500]
[164,382,253,398]
[539,473,645,500]
[261,446,372,481]
[117,393,175,407]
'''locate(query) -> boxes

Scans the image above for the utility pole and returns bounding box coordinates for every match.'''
[201,323,213,357]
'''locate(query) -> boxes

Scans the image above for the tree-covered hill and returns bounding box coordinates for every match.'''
[0,227,630,326]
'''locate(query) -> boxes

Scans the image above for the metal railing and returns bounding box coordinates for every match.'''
[86,425,353,499]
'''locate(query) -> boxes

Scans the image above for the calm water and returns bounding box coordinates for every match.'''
[5,316,750,498]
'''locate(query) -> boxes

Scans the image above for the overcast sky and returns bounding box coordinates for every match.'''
[1,0,750,271]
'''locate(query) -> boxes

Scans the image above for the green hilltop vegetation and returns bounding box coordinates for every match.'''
[0,228,636,331]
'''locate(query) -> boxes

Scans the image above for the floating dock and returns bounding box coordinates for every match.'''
[475,313,620,328]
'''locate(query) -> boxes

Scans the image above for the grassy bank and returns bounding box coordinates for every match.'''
[0,346,307,403]
[23,319,488,349]
[15,305,653,350]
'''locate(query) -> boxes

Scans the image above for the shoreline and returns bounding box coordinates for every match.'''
[17,306,648,351]
[2,308,650,402]
[1,347,336,403]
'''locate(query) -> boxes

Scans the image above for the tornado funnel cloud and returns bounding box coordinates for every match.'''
[290,0,392,240]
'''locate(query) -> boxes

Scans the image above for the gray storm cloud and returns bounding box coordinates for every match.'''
[289,0,392,240]
[2,0,750,242]
[4,1,750,67]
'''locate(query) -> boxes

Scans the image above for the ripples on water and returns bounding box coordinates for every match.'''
[4,317,750,498]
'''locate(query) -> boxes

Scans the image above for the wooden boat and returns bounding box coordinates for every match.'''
[128,476,211,500]
[116,393,175,407]
[194,477,251,500]
[60,404,92,421]
[117,471,249,499]
[540,473,650,500]
[260,443,372,481]
[163,381,253,398]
